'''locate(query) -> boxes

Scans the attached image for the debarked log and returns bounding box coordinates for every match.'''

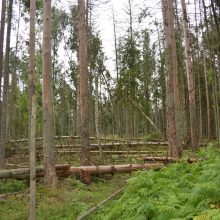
[0,163,163,179]
[57,150,167,154]
[67,163,163,175]
[142,156,201,163]
[0,164,71,179]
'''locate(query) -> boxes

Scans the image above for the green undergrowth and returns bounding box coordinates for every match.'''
[90,146,220,220]
[0,174,129,220]
[0,180,27,194]
[140,132,161,141]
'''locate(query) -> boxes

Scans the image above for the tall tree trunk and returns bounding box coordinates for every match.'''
[162,0,181,158]
[0,0,6,104]
[156,24,166,137]
[42,0,58,187]
[194,0,203,138]
[203,59,211,139]
[95,72,102,160]
[0,0,13,168]
[76,72,81,135]
[171,4,183,146]
[174,0,188,143]
[78,0,91,166]
[201,0,211,140]
[112,8,119,80]
[29,0,36,218]
[181,0,198,151]
[9,0,21,139]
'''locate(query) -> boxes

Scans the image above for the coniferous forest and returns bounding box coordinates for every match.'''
[0,0,220,219]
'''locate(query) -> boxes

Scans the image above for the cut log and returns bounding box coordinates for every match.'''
[58,163,164,176]
[142,156,201,163]
[142,156,179,162]
[0,164,71,179]
[57,150,167,154]
[0,163,163,179]
[55,164,71,170]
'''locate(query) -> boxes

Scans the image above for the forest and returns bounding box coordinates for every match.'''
[0,0,220,219]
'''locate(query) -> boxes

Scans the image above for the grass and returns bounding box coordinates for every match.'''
[90,146,220,220]
[0,174,129,220]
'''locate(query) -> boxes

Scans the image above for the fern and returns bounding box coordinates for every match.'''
[91,148,220,220]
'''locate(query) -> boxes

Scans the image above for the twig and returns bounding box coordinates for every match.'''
[77,187,125,220]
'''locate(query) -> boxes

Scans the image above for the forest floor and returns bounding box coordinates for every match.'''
[0,173,129,220]
[1,143,220,220]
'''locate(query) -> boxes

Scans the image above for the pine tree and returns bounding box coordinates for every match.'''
[42,0,58,187]
[29,0,36,218]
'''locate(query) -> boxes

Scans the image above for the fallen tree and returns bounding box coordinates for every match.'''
[142,156,200,163]
[57,150,167,154]
[0,163,163,180]
[0,164,71,179]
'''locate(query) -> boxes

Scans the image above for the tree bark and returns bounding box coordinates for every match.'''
[94,73,102,160]
[0,164,71,179]
[0,0,13,168]
[42,0,58,187]
[142,156,200,163]
[171,7,183,146]
[29,0,36,219]
[0,0,6,103]
[0,163,163,180]
[78,0,91,166]
[181,0,198,152]
[201,0,211,140]
[161,0,181,158]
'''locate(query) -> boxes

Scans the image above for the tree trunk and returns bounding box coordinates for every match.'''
[0,163,163,180]
[156,24,166,137]
[112,9,119,80]
[94,72,102,160]
[0,0,13,169]
[174,0,188,143]
[8,0,21,140]
[0,0,6,103]
[201,0,212,140]
[78,0,91,166]
[42,0,58,187]
[29,0,36,219]
[181,0,198,152]
[203,59,211,140]
[161,0,181,158]
[171,4,183,146]
[194,0,203,138]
